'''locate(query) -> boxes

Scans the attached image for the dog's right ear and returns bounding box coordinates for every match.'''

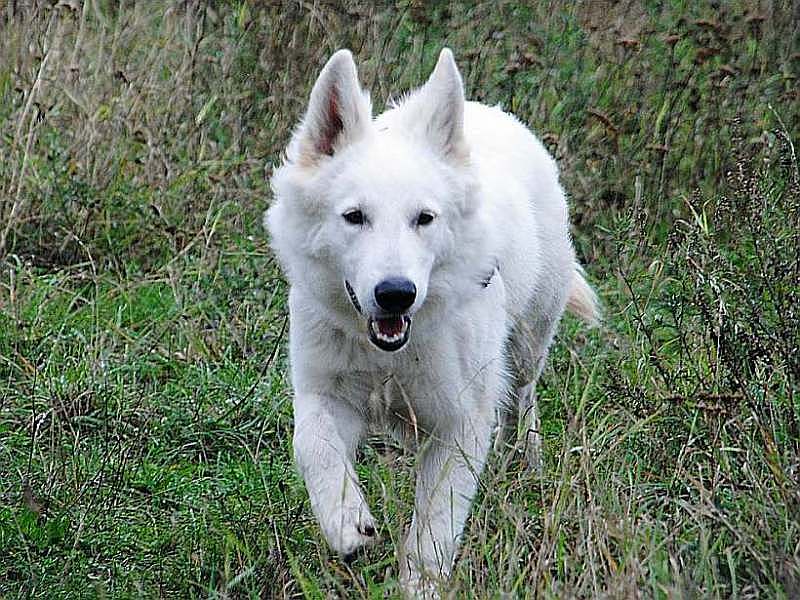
[293,49,371,166]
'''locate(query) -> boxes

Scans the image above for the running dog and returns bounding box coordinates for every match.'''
[266,48,597,596]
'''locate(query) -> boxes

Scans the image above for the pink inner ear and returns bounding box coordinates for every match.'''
[317,87,344,156]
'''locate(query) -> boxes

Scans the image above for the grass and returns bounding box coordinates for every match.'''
[1,1,798,597]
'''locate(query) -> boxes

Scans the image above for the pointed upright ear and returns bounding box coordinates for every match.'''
[414,48,468,162]
[293,49,371,166]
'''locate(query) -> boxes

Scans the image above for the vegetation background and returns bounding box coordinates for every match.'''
[1,1,798,597]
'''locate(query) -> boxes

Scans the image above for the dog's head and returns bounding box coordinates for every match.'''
[268,49,488,352]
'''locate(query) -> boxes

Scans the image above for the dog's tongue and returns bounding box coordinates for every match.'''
[376,316,404,337]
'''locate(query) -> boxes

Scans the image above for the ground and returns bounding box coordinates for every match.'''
[1,1,798,598]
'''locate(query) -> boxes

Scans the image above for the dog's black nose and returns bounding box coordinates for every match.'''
[374,278,416,313]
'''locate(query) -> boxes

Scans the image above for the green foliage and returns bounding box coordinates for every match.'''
[1,1,798,597]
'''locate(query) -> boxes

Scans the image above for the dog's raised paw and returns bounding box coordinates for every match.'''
[358,521,376,537]
[324,503,378,559]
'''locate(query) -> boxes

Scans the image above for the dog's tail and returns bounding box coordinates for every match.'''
[566,264,600,325]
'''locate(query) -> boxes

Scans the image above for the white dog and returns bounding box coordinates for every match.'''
[266,48,597,596]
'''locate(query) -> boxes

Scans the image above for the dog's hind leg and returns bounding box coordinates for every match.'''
[492,404,512,453]
[508,315,558,474]
[516,381,543,475]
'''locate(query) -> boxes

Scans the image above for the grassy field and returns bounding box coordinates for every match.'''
[1,1,798,597]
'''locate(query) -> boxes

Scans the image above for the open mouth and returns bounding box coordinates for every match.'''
[368,315,412,352]
[345,280,412,352]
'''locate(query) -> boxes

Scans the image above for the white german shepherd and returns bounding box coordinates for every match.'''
[266,48,597,596]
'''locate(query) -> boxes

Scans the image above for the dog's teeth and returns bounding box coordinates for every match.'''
[370,317,410,345]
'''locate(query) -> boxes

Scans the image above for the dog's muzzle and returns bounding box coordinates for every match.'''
[344,280,412,352]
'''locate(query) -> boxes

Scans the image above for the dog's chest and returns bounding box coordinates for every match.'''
[320,309,507,435]
[333,359,449,437]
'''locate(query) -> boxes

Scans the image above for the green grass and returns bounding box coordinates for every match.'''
[1,1,798,597]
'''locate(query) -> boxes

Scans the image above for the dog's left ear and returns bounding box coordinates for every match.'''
[414,48,468,163]
[293,49,372,166]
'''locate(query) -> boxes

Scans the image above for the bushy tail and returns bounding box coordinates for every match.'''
[566,265,600,325]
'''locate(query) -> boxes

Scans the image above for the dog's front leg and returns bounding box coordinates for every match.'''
[293,393,376,558]
[400,413,493,595]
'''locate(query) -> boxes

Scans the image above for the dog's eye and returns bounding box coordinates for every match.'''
[416,211,435,227]
[343,210,365,225]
